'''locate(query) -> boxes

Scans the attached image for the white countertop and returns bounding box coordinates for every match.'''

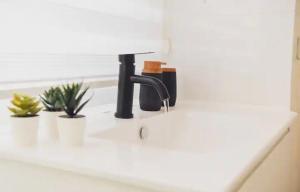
[0,101,297,192]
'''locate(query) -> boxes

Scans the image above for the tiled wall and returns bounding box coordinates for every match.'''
[165,0,296,108]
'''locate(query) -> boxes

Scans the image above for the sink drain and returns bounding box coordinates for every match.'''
[139,126,149,140]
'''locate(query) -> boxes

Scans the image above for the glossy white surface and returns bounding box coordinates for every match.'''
[0,102,297,192]
[92,109,289,154]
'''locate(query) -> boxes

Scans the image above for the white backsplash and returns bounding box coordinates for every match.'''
[165,0,296,108]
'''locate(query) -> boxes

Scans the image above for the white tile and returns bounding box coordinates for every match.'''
[165,0,296,108]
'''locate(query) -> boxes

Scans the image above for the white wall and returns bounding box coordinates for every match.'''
[165,0,296,108]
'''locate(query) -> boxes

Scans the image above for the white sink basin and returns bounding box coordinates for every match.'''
[90,109,271,153]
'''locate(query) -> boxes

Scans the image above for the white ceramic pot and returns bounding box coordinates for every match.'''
[57,115,86,147]
[11,116,40,147]
[42,111,64,141]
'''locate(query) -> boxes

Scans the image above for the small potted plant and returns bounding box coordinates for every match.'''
[8,94,42,146]
[40,87,63,141]
[57,83,92,147]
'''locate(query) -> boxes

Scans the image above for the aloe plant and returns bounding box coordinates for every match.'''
[9,93,42,117]
[40,87,63,112]
[59,83,92,118]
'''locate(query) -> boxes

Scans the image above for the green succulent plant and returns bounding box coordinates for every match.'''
[9,93,42,117]
[59,83,92,118]
[40,87,63,112]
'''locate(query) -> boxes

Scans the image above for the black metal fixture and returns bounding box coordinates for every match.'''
[115,54,170,119]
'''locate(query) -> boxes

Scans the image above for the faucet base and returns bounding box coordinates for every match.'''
[115,112,133,119]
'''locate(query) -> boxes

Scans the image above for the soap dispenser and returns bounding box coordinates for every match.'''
[139,61,164,111]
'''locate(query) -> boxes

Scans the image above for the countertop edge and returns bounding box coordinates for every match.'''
[224,112,298,192]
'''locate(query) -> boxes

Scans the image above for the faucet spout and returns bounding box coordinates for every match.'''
[130,75,170,101]
[115,54,169,119]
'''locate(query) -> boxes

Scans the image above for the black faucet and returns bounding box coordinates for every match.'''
[115,54,170,119]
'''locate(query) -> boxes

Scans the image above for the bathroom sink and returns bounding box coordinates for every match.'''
[90,109,267,153]
[0,103,295,192]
